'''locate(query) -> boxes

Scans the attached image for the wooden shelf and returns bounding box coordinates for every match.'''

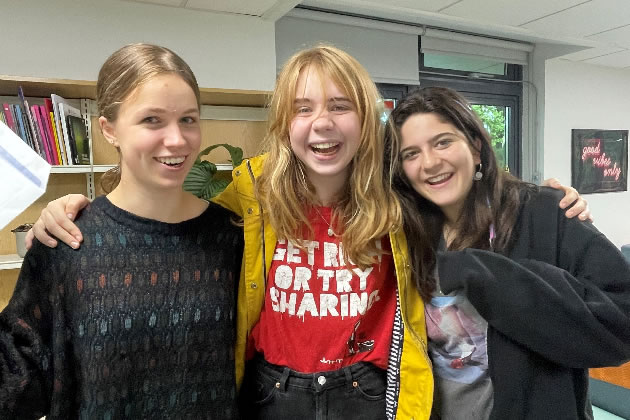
[199,87,270,107]
[50,165,115,174]
[0,254,22,271]
[214,163,234,171]
[49,164,233,173]
[0,75,96,99]
[0,75,271,107]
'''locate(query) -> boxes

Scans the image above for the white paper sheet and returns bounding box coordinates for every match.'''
[0,121,51,230]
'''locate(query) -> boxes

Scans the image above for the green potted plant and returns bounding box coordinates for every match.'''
[183,143,243,200]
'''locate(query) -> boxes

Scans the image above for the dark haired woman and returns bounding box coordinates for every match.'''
[384,87,630,420]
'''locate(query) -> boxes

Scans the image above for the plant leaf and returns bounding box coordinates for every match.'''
[183,143,243,199]
[206,178,231,199]
[184,161,217,200]
[197,143,243,166]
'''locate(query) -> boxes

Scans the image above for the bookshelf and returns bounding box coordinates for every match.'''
[49,163,233,174]
[0,255,22,271]
[0,75,270,107]
[0,75,270,283]
[50,165,116,174]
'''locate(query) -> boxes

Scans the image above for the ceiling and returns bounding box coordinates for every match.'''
[122,0,630,69]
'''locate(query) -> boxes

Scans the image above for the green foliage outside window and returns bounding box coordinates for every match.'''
[471,104,507,171]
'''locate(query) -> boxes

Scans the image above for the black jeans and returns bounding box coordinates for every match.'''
[239,355,387,420]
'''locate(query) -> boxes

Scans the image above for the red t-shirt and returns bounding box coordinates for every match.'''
[250,206,397,373]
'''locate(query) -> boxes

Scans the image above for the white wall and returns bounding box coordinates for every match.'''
[276,15,419,85]
[0,0,276,91]
[525,43,586,184]
[544,59,630,247]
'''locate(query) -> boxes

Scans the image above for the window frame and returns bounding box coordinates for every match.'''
[417,73,522,176]
[420,49,523,81]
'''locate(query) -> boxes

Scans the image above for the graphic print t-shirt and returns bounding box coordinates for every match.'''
[426,243,493,419]
[250,206,396,373]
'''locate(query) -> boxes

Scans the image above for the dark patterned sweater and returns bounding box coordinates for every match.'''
[0,196,243,419]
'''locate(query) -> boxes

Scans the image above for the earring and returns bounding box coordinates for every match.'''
[474,163,483,181]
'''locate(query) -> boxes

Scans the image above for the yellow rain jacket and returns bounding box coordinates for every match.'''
[213,155,433,419]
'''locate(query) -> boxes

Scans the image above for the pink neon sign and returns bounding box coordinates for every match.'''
[581,138,621,180]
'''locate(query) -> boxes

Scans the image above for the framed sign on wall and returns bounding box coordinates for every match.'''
[571,129,628,194]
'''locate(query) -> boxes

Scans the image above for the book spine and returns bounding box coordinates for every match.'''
[59,105,75,165]
[44,109,61,165]
[42,105,60,165]
[9,104,20,135]
[21,111,35,150]
[44,98,63,165]
[13,104,28,144]
[24,101,42,157]
[50,112,66,165]
[66,116,79,164]
[2,103,16,132]
[32,104,53,163]
[18,87,44,158]
[50,94,66,155]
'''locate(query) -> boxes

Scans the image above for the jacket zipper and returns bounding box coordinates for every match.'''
[391,233,433,420]
[392,233,431,367]
[245,159,267,288]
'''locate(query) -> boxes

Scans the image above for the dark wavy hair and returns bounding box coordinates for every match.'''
[384,87,535,300]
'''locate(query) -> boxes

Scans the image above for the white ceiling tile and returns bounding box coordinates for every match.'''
[121,0,630,71]
[440,0,585,26]
[301,0,459,14]
[185,0,281,16]
[560,45,626,61]
[128,0,183,6]
[370,0,460,12]
[588,23,630,48]
[522,0,630,38]
[583,49,630,67]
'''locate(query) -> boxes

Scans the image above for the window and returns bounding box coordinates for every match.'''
[377,35,526,176]
[418,49,523,176]
[423,52,507,76]
[471,104,510,170]
[418,75,522,175]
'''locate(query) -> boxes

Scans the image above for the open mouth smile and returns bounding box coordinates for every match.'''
[155,156,186,168]
[426,173,453,185]
[310,142,340,155]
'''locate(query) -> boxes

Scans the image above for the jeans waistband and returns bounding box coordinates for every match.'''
[251,355,385,393]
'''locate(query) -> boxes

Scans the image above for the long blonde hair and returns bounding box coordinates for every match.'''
[256,45,401,268]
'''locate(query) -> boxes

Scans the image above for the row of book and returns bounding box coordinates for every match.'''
[0,87,90,165]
